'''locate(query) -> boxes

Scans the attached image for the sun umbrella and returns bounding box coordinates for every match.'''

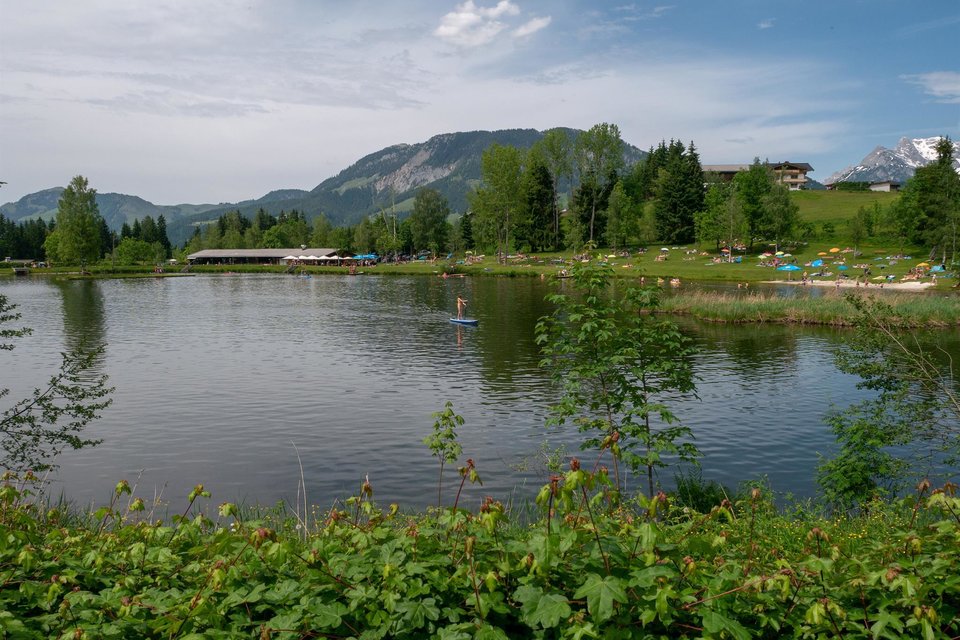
[838,265,848,271]
[777,264,801,280]
[811,259,823,267]
[775,251,784,256]
[817,252,827,256]
[829,247,840,253]
[282,255,297,260]
[916,262,930,267]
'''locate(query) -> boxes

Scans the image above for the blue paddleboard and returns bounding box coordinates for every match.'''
[449,318,478,326]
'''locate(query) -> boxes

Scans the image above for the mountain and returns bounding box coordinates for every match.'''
[0,189,225,246]
[191,128,647,226]
[2,128,648,243]
[825,136,960,186]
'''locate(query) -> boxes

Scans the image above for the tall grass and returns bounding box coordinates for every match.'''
[658,289,960,326]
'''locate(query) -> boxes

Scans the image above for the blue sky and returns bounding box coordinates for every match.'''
[1,0,957,205]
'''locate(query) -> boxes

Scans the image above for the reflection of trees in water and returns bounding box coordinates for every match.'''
[682,319,809,378]
[53,279,106,367]
[471,278,553,388]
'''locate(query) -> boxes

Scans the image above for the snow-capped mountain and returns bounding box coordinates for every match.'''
[826,136,960,185]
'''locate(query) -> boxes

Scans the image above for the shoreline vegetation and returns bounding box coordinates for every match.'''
[3,472,959,638]
[6,251,958,328]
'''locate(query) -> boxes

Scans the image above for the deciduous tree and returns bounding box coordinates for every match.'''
[409,188,451,255]
[53,175,104,269]
[536,128,573,250]
[575,124,624,244]
[536,261,699,497]
[470,144,523,263]
[733,160,773,250]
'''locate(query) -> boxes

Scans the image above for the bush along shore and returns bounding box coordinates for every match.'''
[2,470,958,639]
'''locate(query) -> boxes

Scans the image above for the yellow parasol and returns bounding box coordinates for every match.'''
[916,262,930,267]
[817,251,828,256]
[829,247,840,253]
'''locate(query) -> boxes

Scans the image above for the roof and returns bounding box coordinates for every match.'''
[702,164,751,173]
[770,161,814,171]
[703,162,814,173]
[186,248,338,259]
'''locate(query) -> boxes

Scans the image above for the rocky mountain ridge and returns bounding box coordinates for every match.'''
[1,128,646,245]
[825,136,960,185]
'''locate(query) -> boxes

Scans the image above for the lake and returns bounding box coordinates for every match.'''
[1,274,948,512]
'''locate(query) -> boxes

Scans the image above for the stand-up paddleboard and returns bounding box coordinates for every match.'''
[449,318,478,326]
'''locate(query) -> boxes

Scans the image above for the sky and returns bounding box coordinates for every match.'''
[1,0,958,206]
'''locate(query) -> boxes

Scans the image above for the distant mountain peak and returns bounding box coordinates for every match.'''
[2,127,647,243]
[826,136,960,185]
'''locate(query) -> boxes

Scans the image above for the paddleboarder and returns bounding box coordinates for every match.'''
[457,296,467,320]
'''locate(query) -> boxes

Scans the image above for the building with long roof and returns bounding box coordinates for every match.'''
[186,248,339,265]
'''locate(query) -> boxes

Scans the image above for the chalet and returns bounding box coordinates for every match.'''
[868,181,900,192]
[702,161,814,190]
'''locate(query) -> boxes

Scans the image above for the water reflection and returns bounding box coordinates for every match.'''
[53,279,106,359]
[0,274,956,511]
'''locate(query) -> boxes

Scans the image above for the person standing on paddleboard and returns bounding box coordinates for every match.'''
[457,296,467,319]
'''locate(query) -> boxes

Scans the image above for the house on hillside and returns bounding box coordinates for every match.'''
[868,181,900,192]
[702,161,814,190]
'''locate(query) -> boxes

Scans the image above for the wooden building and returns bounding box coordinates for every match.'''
[702,161,814,190]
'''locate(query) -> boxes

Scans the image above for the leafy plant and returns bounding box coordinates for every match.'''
[0,293,113,471]
[819,294,960,511]
[536,260,699,497]
[423,401,464,507]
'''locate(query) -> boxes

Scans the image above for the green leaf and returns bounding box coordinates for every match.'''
[530,593,571,628]
[474,624,510,640]
[398,597,440,629]
[870,610,904,640]
[573,574,627,622]
[702,609,751,640]
[303,599,345,629]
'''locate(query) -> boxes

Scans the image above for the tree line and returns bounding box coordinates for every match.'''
[3,135,957,266]
[1,176,173,266]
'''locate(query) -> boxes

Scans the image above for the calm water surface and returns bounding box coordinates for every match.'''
[1,274,951,511]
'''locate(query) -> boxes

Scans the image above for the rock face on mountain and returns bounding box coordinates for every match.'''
[215,128,646,226]
[826,136,960,186]
[2,128,647,243]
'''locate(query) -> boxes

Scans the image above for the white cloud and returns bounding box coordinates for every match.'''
[614,4,674,21]
[434,1,521,47]
[758,18,775,30]
[902,71,960,104]
[513,16,551,38]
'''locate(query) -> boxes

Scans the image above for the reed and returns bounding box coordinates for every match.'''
[657,289,960,327]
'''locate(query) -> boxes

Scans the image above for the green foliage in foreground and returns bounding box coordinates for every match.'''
[2,472,959,639]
